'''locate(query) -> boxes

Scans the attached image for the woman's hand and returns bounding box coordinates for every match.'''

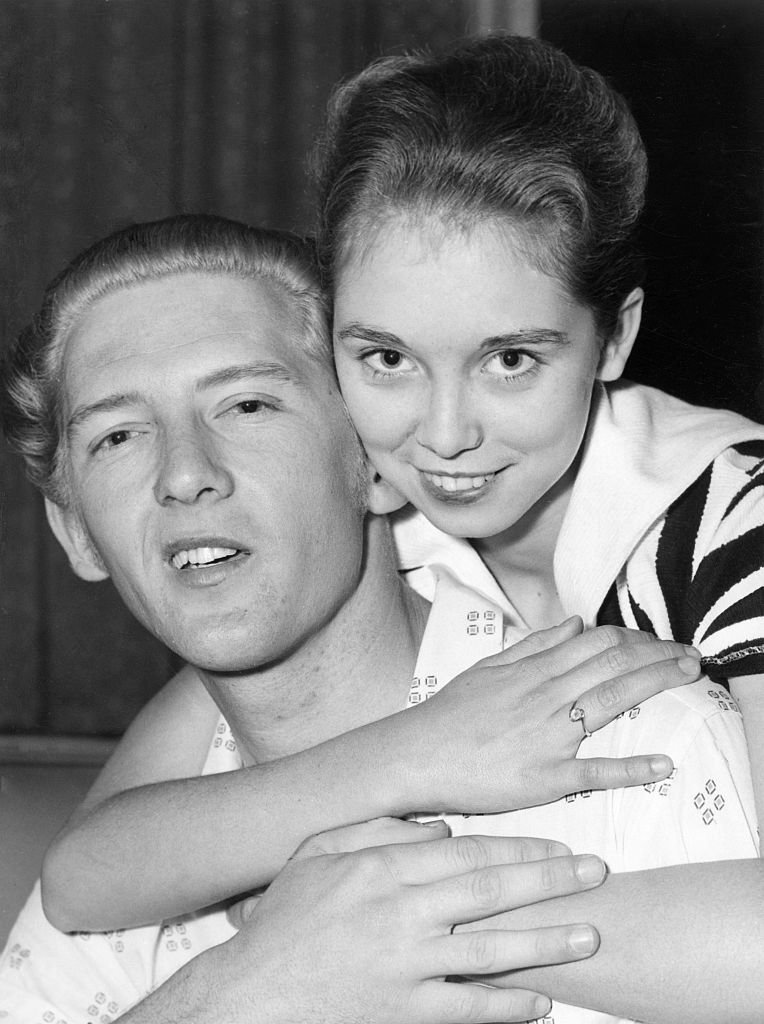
[406,617,700,813]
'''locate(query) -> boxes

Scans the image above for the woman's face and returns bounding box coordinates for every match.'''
[333,218,635,541]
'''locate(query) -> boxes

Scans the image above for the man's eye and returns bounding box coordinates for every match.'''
[97,429,135,451]
[237,399,263,414]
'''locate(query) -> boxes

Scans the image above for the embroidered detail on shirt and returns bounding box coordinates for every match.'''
[86,992,118,1024]
[614,706,643,723]
[161,921,193,953]
[466,609,497,636]
[410,674,438,703]
[6,943,30,969]
[706,688,741,712]
[564,790,592,803]
[693,778,726,824]
[643,768,677,796]
[105,929,125,953]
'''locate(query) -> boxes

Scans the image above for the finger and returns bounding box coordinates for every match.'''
[425,854,606,927]
[568,754,674,792]
[418,979,553,1024]
[440,921,600,976]
[292,817,449,861]
[485,624,692,686]
[568,653,701,731]
[226,894,259,930]
[381,834,573,887]
[496,616,583,665]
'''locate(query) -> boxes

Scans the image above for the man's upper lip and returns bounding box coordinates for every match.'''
[163,536,249,561]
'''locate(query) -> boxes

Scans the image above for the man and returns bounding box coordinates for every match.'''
[0,216,711,1022]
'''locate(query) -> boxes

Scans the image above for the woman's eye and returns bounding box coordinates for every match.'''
[485,349,537,379]
[237,399,263,414]
[364,349,411,376]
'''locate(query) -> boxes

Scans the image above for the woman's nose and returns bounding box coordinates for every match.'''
[414,385,482,459]
[154,431,234,506]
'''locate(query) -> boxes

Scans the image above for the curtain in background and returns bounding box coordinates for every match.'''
[1,0,761,737]
[0,0,533,736]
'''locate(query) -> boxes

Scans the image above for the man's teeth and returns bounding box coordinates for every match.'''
[423,473,495,492]
[172,546,238,570]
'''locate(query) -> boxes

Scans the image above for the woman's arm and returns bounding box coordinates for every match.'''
[42,622,695,931]
[465,857,764,1024]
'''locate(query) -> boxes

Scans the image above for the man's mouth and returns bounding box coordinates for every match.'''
[171,546,241,570]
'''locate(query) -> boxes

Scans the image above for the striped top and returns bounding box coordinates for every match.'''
[598,439,764,680]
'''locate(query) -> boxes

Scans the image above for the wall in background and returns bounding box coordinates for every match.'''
[1,0,761,736]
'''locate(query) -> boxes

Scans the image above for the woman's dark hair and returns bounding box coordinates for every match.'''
[314,34,647,338]
[0,215,329,506]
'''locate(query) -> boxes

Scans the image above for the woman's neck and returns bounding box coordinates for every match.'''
[471,464,576,629]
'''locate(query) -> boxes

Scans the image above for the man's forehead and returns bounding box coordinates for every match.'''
[61,273,327,394]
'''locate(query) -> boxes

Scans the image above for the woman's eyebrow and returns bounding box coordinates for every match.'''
[479,329,570,350]
[335,323,402,346]
[336,323,570,348]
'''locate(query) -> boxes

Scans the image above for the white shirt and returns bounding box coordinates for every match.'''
[0,559,758,1022]
[409,566,759,1024]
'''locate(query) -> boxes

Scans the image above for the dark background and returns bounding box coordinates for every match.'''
[1,0,762,738]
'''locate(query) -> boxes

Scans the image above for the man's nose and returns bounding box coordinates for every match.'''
[154,430,234,506]
[414,383,482,459]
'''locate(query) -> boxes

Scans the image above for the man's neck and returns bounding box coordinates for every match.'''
[199,515,430,764]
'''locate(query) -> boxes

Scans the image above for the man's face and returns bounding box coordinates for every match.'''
[56,273,368,672]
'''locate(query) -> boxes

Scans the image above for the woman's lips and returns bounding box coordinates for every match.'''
[418,469,501,502]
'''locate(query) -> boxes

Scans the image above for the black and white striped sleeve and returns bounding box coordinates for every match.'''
[599,441,764,682]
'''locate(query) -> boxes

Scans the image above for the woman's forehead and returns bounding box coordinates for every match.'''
[336,208,572,287]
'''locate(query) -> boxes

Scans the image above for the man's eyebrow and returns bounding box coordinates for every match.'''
[67,393,143,438]
[195,361,308,392]
[336,323,570,348]
[67,362,306,438]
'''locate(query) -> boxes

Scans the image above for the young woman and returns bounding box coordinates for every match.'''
[317,32,764,801]
[21,35,764,1024]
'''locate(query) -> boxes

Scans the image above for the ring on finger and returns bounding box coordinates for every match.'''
[569,702,592,740]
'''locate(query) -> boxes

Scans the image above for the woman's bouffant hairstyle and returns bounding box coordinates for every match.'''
[0,215,330,507]
[313,34,647,338]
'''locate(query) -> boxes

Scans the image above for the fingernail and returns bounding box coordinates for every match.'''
[683,645,701,658]
[421,818,449,830]
[649,755,672,776]
[575,855,606,885]
[678,655,700,675]
[569,924,598,955]
[533,996,552,1017]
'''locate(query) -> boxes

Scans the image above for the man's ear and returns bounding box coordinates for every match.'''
[596,287,643,382]
[367,472,408,515]
[44,498,109,581]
